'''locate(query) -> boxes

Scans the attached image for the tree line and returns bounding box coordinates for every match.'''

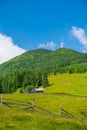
[0,69,49,93]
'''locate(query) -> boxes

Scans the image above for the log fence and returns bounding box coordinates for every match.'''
[0,95,87,122]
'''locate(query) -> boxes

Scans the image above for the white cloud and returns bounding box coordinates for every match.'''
[0,33,26,64]
[71,26,87,51]
[60,42,64,48]
[38,41,56,50]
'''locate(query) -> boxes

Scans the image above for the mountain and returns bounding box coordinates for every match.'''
[0,47,87,93]
[0,47,87,74]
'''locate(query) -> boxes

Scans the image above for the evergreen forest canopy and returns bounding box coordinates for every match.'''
[0,47,87,93]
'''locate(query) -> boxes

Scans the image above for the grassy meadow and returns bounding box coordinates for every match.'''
[0,73,87,130]
[46,73,87,96]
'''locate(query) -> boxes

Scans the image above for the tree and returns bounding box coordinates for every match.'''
[42,73,49,88]
[37,72,42,87]
[0,76,3,93]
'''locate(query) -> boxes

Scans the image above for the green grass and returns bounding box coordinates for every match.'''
[0,105,86,130]
[45,73,87,96]
[0,93,87,130]
[0,73,87,130]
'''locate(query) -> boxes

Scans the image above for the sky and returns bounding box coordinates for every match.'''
[0,0,87,64]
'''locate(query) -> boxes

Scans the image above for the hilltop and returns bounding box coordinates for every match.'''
[0,47,87,74]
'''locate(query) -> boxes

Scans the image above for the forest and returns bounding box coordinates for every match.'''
[0,48,87,93]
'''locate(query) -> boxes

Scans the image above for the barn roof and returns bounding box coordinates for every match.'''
[35,88,44,92]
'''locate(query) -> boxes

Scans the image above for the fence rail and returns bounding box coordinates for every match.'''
[0,95,87,122]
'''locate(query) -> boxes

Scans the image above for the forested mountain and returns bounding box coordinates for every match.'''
[0,47,87,93]
[0,48,87,74]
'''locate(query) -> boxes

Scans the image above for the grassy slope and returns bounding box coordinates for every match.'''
[45,73,87,96]
[0,93,87,130]
[0,73,87,130]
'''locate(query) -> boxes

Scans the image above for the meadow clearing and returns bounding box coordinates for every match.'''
[0,73,87,130]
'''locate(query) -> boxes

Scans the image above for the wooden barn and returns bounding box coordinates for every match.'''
[29,88,44,93]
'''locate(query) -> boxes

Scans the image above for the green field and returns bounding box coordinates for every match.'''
[0,73,87,130]
[46,73,87,96]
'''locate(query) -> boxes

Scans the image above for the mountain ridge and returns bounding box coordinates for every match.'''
[0,47,87,74]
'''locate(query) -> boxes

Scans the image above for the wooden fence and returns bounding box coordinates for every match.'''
[0,95,87,122]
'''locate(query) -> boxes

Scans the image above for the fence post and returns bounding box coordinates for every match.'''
[60,104,62,117]
[32,97,35,109]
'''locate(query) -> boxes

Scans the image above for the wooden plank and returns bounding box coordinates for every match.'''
[60,104,62,117]
[62,108,82,121]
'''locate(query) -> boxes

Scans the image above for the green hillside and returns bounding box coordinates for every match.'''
[0,47,87,74]
[45,73,87,96]
[0,73,87,129]
[0,48,87,93]
[0,92,87,130]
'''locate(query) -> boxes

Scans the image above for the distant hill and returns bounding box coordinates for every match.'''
[0,47,87,74]
[0,47,87,93]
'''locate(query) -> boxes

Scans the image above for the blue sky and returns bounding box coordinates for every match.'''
[0,0,87,63]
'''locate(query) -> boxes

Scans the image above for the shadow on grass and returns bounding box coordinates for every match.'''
[45,92,87,98]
